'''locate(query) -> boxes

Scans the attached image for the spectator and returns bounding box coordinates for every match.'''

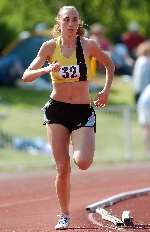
[90,23,112,51]
[122,21,145,58]
[90,23,112,72]
[132,40,150,103]
[111,36,134,75]
[137,84,150,158]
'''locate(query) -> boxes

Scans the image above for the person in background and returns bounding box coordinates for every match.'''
[111,36,134,76]
[122,21,145,59]
[22,6,114,230]
[90,23,112,52]
[137,84,150,158]
[89,23,112,72]
[132,40,150,103]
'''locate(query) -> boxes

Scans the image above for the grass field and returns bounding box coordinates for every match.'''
[0,76,146,171]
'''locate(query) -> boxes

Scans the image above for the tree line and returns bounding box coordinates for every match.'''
[0,0,150,49]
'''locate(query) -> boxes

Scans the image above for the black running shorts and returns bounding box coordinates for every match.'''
[42,98,96,133]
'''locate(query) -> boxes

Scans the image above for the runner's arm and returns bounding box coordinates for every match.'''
[22,40,59,82]
[87,39,115,107]
[88,39,115,93]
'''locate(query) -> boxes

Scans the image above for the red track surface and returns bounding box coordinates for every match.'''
[0,164,150,232]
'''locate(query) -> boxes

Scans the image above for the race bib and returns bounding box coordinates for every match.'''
[59,65,80,79]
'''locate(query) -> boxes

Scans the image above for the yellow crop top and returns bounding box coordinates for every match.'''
[49,36,92,83]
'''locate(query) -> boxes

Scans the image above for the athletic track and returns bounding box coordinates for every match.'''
[0,163,150,232]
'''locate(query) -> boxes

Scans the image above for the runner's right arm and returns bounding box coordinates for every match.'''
[22,40,60,82]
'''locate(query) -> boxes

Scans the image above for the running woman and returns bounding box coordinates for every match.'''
[22,5,115,230]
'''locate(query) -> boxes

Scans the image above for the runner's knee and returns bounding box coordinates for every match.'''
[77,160,92,170]
[73,152,93,170]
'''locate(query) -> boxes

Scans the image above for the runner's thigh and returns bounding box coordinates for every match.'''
[46,124,70,163]
[71,127,95,161]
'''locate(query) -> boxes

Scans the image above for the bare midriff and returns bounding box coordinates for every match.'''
[50,81,91,104]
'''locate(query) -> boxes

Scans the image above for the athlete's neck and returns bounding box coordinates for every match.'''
[60,35,76,48]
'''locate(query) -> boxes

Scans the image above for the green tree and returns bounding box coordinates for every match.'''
[0,0,150,49]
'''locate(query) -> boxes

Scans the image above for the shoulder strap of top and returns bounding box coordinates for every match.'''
[51,37,61,62]
[76,36,87,81]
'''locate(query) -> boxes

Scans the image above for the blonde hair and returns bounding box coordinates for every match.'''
[51,6,85,38]
[136,40,150,57]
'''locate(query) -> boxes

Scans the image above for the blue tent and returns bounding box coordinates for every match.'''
[0,35,48,85]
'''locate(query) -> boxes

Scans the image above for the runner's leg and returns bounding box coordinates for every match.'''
[71,127,95,170]
[46,124,71,214]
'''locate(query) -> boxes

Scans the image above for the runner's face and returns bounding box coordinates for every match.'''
[59,9,80,37]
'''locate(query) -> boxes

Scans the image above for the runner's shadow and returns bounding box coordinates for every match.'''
[68,227,99,230]
[125,224,150,230]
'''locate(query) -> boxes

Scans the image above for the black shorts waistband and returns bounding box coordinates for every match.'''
[49,98,91,108]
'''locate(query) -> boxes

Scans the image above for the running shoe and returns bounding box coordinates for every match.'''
[55,214,70,230]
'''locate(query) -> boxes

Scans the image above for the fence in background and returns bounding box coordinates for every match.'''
[96,106,133,160]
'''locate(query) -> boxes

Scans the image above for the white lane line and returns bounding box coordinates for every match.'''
[88,213,123,231]
[87,187,150,230]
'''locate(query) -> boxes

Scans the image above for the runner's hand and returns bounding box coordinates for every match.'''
[94,90,109,107]
[44,62,60,73]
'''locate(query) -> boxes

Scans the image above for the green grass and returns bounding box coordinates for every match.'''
[0,147,53,172]
[0,76,134,108]
[109,79,134,106]
[94,110,145,164]
[0,76,146,172]
[0,86,49,108]
[90,75,134,107]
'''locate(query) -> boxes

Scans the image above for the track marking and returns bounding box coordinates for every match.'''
[86,187,150,230]
[88,213,124,231]
[86,187,150,212]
